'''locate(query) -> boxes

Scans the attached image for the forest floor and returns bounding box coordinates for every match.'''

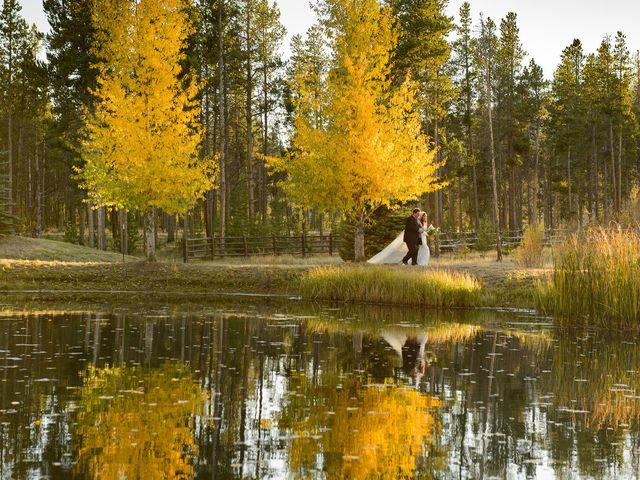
[0,236,551,309]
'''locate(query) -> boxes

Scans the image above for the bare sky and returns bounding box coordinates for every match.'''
[19,0,640,77]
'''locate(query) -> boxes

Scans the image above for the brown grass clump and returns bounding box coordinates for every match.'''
[536,228,640,327]
[300,265,482,308]
[514,223,545,268]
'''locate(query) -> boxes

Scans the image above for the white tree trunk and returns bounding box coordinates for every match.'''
[144,207,157,262]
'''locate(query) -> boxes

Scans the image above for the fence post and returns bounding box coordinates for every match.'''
[301,234,306,258]
[272,234,277,255]
[329,233,333,256]
[243,235,249,257]
[210,233,215,259]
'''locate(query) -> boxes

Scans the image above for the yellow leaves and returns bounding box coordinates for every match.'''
[270,0,441,220]
[80,0,216,214]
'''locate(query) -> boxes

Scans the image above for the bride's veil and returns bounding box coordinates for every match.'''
[367,232,407,264]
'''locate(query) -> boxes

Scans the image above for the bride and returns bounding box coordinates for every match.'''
[368,212,430,266]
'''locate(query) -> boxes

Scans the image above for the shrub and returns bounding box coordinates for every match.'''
[515,223,545,268]
[300,265,482,308]
[63,222,79,244]
[475,215,495,256]
[338,207,407,262]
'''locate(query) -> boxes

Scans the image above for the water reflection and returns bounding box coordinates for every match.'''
[74,363,206,479]
[0,305,638,478]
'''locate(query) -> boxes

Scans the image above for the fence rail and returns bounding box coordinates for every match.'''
[185,234,341,261]
[437,228,568,252]
[184,229,568,261]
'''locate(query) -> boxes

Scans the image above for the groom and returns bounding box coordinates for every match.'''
[402,208,422,265]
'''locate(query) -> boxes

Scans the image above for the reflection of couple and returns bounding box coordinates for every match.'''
[367,208,430,266]
[382,331,429,386]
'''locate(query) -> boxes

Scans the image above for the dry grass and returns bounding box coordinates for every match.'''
[536,228,640,327]
[514,224,546,268]
[197,254,343,266]
[0,235,138,263]
[300,265,482,308]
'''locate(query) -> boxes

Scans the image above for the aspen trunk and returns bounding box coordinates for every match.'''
[144,207,157,262]
[354,214,365,262]
[88,198,95,248]
[167,215,175,243]
[97,206,106,251]
[119,208,128,256]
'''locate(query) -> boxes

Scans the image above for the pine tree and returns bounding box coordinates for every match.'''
[495,12,526,232]
[0,0,29,232]
[389,0,455,227]
[450,1,478,229]
[519,59,549,225]
[476,15,502,261]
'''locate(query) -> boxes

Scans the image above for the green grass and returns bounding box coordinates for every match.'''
[300,265,482,308]
[0,235,138,263]
[535,228,640,328]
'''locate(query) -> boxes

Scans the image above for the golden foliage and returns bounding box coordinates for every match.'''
[268,0,440,220]
[79,0,216,213]
[74,363,207,479]
[280,375,441,480]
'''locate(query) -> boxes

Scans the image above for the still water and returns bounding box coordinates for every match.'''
[0,301,639,479]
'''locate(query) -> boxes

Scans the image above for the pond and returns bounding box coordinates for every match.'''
[0,300,639,479]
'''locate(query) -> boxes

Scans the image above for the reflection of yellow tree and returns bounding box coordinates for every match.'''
[280,375,441,479]
[74,363,207,479]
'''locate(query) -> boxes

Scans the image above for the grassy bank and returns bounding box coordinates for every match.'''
[301,265,482,308]
[0,235,139,262]
[0,236,552,310]
[536,229,640,328]
[0,259,299,295]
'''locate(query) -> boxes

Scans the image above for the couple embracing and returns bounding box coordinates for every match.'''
[367,208,430,266]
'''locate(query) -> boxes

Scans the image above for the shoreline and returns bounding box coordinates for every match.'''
[0,254,548,311]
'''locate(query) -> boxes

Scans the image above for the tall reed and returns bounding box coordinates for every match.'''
[536,228,640,327]
[300,265,481,308]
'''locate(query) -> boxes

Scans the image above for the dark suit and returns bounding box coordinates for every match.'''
[402,215,421,265]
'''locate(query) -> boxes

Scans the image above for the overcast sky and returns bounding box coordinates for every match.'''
[18,0,640,77]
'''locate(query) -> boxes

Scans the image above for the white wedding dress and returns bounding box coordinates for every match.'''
[367,231,430,266]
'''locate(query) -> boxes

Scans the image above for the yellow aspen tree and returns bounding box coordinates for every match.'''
[79,0,216,261]
[269,0,441,261]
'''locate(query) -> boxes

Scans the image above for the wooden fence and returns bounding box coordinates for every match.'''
[184,229,568,261]
[438,229,568,252]
[185,234,341,261]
